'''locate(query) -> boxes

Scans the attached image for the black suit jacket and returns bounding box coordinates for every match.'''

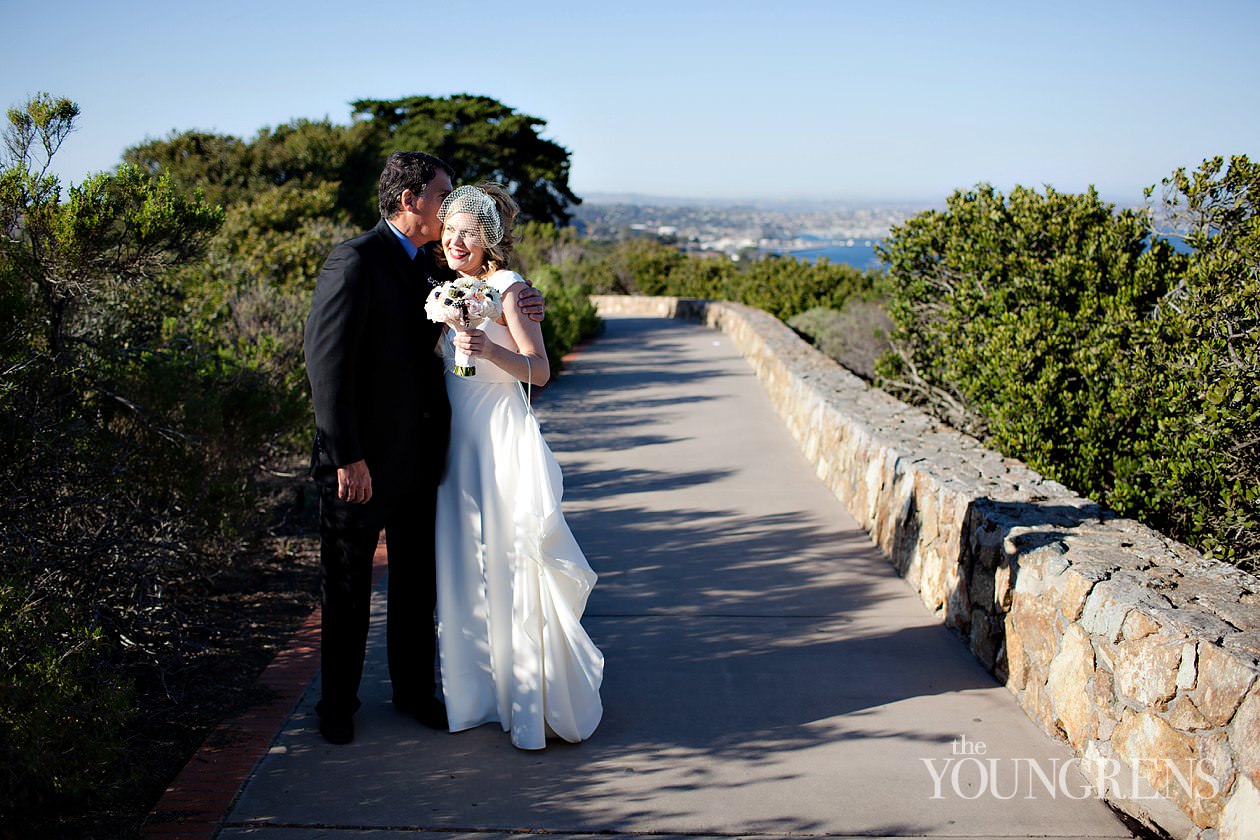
[303,219,453,517]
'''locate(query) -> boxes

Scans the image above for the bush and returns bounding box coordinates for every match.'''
[564,235,882,323]
[876,160,1259,572]
[0,581,133,822]
[530,264,603,372]
[171,181,356,455]
[728,256,877,320]
[788,298,893,381]
[1118,156,1260,568]
[1,94,321,821]
[877,183,1183,471]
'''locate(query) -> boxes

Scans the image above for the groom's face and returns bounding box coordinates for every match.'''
[408,171,454,244]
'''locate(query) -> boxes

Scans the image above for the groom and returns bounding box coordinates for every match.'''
[303,151,543,744]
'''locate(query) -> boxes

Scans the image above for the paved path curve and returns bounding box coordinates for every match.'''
[218,315,1132,839]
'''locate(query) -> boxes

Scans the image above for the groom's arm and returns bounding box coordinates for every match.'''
[304,245,368,469]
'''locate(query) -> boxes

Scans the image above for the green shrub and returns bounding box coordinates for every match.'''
[876,159,1259,572]
[566,235,882,323]
[0,580,133,821]
[531,264,603,371]
[1,94,324,822]
[1117,156,1260,568]
[727,256,877,320]
[788,298,894,381]
[878,183,1182,471]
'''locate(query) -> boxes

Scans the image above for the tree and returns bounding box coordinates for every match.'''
[122,96,581,230]
[351,94,580,227]
[2,94,223,355]
[124,118,378,223]
[122,130,254,209]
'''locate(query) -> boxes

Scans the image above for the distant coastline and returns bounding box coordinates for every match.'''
[778,241,885,271]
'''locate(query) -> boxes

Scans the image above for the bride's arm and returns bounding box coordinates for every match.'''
[477,282,551,386]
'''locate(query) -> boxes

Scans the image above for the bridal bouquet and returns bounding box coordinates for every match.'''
[425,276,503,376]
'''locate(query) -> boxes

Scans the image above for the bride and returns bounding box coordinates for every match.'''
[430,183,603,750]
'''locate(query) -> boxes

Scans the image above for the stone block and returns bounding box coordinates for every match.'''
[1222,629,1260,662]
[968,608,1000,670]
[1113,710,1213,827]
[1149,602,1239,642]
[1008,591,1060,668]
[918,483,940,546]
[1121,609,1162,642]
[1113,631,1184,709]
[1181,580,1260,632]
[992,560,1015,613]
[1052,566,1100,622]
[968,565,996,617]
[1080,579,1136,643]
[1229,688,1260,788]
[1002,612,1028,692]
[1013,552,1049,598]
[1093,636,1117,674]
[1019,678,1062,742]
[968,516,1003,567]
[1046,623,1096,750]
[1189,643,1258,727]
[1178,643,1199,692]
[1190,730,1237,827]
[1167,696,1214,732]
[1093,667,1121,740]
[1220,774,1260,840]
[945,581,971,634]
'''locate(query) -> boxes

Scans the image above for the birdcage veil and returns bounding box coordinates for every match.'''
[437,185,504,247]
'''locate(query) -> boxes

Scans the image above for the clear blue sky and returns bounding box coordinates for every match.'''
[4,0,1257,205]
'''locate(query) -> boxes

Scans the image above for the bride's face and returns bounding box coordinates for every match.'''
[442,212,488,275]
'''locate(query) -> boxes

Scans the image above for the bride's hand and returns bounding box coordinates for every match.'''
[453,328,489,357]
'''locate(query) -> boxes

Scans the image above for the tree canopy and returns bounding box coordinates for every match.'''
[3,94,224,355]
[123,95,581,230]
[351,94,580,227]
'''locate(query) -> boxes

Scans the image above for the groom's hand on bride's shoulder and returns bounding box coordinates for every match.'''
[517,283,545,323]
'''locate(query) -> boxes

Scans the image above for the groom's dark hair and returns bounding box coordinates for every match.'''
[378,151,456,219]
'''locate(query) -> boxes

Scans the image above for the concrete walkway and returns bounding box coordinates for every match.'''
[217,315,1132,839]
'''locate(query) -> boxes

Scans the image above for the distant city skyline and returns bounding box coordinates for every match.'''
[3,0,1257,205]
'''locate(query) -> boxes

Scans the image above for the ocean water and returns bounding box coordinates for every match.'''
[776,234,1190,272]
[782,241,885,271]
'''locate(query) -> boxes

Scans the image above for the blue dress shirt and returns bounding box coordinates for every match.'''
[385,218,420,260]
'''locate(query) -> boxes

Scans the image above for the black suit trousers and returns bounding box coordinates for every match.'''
[315,476,439,719]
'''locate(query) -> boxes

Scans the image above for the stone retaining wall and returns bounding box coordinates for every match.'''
[591,295,1260,839]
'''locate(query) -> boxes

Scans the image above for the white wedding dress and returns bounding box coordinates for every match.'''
[434,269,604,750]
